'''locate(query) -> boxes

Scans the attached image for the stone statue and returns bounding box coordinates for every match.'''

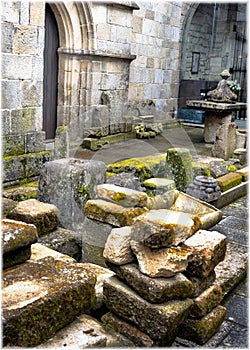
[207,69,237,103]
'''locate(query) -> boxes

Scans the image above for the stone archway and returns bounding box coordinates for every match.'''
[45,2,95,131]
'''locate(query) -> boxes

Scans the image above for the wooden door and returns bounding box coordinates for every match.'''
[43,4,59,140]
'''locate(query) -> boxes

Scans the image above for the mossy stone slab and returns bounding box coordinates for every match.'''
[216,172,242,192]
[84,199,147,227]
[2,257,96,347]
[2,218,38,269]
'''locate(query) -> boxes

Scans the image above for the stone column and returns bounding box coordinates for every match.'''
[204,112,232,143]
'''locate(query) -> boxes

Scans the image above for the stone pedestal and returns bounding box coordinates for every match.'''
[211,122,237,160]
[204,112,232,143]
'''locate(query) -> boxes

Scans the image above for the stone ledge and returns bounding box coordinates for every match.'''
[211,181,248,209]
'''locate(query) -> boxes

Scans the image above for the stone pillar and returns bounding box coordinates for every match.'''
[204,112,232,143]
[37,158,106,231]
[211,122,236,160]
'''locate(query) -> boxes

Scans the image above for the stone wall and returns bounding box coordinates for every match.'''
[1,0,188,150]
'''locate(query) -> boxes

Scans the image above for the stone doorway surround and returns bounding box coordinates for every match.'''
[48,1,138,142]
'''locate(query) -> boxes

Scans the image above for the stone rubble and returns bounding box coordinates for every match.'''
[84,183,228,346]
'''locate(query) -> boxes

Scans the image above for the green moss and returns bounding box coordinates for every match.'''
[227,164,237,172]
[113,192,127,202]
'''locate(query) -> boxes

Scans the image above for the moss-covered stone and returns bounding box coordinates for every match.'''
[2,182,38,201]
[7,199,60,236]
[178,305,227,345]
[2,218,38,269]
[2,257,96,347]
[166,148,193,192]
[192,162,211,177]
[216,172,242,192]
[84,199,148,227]
[107,153,168,182]
[3,151,51,184]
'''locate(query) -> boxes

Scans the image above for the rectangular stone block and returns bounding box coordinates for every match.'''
[84,199,147,227]
[25,131,46,153]
[106,262,194,303]
[216,172,242,192]
[8,199,60,236]
[178,305,227,345]
[184,230,227,278]
[2,257,96,347]
[2,134,25,156]
[96,183,149,208]
[2,218,38,269]
[37,158,106,231]
[103,276,193,346]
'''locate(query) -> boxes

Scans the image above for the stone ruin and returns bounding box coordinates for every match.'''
[83,183,227,346]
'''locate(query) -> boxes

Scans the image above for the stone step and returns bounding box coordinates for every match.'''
[2,255,96,347]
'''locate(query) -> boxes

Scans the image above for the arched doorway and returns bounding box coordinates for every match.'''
[43,4,59,140]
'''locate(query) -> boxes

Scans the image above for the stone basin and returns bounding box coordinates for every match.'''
[170,191,222,230]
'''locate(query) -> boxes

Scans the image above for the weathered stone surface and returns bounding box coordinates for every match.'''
[184,230,227,278]
[2,257,96,347]
[54,126,69,159]
[210,160,228,178]
[3,151,51,184]
[106,262,194,303]
[186,271,216,298]
[166,148,193,192]
[147,189,179,210]
[106,172,145,192]
[38,227,82,262]
[178,305,227,345]
[107,153,168,182]
[7,199,60,236]
[80,263,115,310]
[211,122,236,160]
[130,241,192,278]
[233,148,247,165]
[96,183,149,208]
[2,218,38,268]
[84,199,147,227]
[214,242,248,297]
[171,191,222,229]
[82,217,113,267]
[216,172,242,192]
[38,314,134,348]
[37,158,106,231]
[2,183,37,201]
[103,275,193,345]
[1,198,18,218]
[103,226,135,265]
[30,243,76,263]
[24,131,46,153]
[236,166,248,182]
[189,284,223,318]
[102,312,154,347]
[143,177,175,195]
[131,209,201,248]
